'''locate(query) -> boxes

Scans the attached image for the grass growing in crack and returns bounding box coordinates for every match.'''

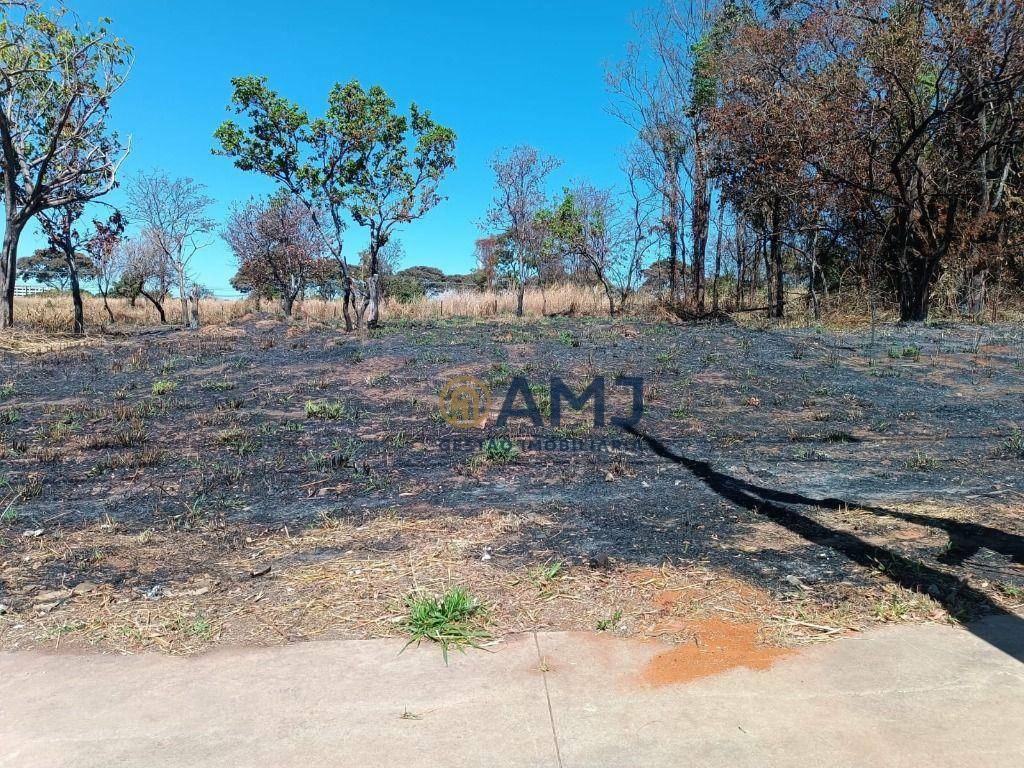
[403,587,489,663]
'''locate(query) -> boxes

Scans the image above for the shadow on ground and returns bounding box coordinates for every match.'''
[625,424,1024,662]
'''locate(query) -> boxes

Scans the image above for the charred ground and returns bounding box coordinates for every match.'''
[1,316,1021,652]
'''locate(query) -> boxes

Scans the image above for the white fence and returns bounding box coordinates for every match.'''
[13,285,46,297]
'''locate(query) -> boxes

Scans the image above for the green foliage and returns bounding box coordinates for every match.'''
[403,587,489,663]
[214,77,457,287]
[304,399,351,420]
[17,248,97,292]
[482,437,519,464]
[151,379,177,397]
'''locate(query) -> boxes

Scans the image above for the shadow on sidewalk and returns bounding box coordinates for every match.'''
[624,425,1024,663]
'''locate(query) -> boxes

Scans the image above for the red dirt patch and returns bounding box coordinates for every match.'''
[651,589,687,611]
[641,619,792,685]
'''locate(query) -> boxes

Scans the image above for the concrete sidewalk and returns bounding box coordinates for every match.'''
[2,617,1022,768]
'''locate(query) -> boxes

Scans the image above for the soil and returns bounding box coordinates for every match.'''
[0,315,1022,654]
[642,618,793,685]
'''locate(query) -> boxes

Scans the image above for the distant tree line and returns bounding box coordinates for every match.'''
[2,0,1022,331]
[478,0,1024,321]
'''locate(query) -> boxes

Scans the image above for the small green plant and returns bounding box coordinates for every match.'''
[999,583,1024,599]
[0,383,14,400]
[304,399,351,420]
[204,379,236,392]
[482,438,519,465]
[528,560,564,593]
[997,430,1024,458]
[403,587,489,663]
[905,451,937,471]
[872,595,913,622]
[151,379,177,397]
[529,384,551,417]
[0,408,21,425]
[596,610,623,631]
[888,345,921,361]
[169,612,215,641]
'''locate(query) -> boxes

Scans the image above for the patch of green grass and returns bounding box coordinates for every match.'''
[872,595,914,622]
[486,362,513,388]
[169,612,215,642]
[550,423,589,439]
[596,610,623,631]
[203,378,236,392]
[888,345,922,361]
[999,583,1024,599]
[482,438,519,465]
[403,587,489,663]
[304,399,352,420]
[151,379,177,397]
[905,451,938,471]
[997,430,1024,458]
[0,408,21,425]
[528,560,564,593]
[0,383,14,400]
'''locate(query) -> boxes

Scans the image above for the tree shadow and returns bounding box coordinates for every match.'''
[624,425,1024,663]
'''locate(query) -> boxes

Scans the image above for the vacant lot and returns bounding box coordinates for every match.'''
[1,316,1022,653]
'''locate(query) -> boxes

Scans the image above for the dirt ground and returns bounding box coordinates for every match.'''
[1,315,1022,654]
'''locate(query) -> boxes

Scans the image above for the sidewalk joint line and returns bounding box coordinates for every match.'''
[534,631,564,768]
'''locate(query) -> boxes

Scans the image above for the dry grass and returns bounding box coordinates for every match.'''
[9,285,1024,335]
[0,502,969,655]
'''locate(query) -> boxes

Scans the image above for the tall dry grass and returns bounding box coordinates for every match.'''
[7,284,1021,335]
[9,286,653,333]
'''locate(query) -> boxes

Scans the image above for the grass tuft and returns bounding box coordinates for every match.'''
[403,587,489,663]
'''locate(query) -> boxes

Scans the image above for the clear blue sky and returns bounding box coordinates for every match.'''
[26,0,651,296]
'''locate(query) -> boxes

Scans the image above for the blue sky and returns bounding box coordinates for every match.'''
[25,0,652,296]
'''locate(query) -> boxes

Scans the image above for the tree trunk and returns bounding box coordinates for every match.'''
[1,219,25,330]
[691,142,710,312]
[769,196,785,319]
[664,159,680,306]
[808,230,821,321]
[101,291,115,323]
[516,280,525,317]
[281,292,295,317]
[365,273,381,329]
[67,253,85,335]
[188,286,201,329]
[140,290,167,324]
[341,282,354,332]
[176,271,189,328]
[712,203,724,312]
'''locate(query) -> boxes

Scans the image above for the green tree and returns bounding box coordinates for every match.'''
[214,77,455,329]
[0,1,130,328]
[17,246,95,291]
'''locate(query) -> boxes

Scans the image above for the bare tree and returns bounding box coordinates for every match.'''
[607,9,688,306]
[85,211,126,324]
[126,171,214,328]
[120,233,172,324]
[0,2,131,328]
[224,193,325,316]
[486,146,561,317]
[549,171,655,316]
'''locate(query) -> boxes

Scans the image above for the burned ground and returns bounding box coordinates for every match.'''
[0,316,1021,653]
